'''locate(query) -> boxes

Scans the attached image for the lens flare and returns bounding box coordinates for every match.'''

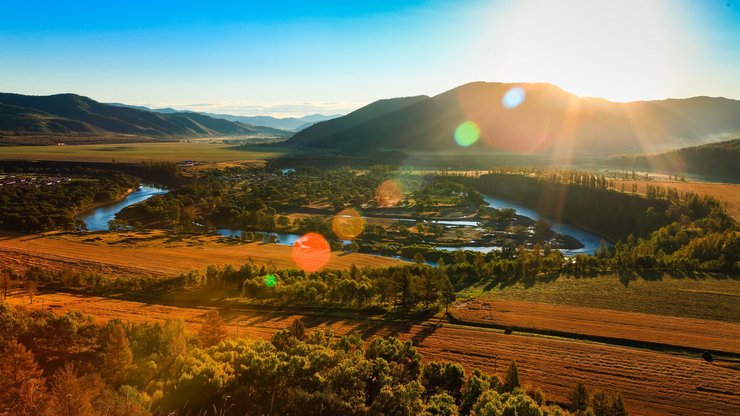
[454,121,480,147]
[502,87,526,109]
[264,274,277,287]
[375,179,403,207]
[332,208,365,240]
[292,232,330,272]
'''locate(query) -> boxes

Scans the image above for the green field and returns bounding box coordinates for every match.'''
[463,273,740,323]
[0,142,303,163]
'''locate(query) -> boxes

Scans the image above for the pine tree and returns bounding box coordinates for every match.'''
[1,268,15,300]
[591,388,609,416]
[503,360,520,392]
[197,310,228,347]
[103,323,133,384]
[287,318,306,340]
[610,392,628,416]
[440,276,455,316]
[568,381,590,412]
[0,340,45,415]
[43,363,95,416]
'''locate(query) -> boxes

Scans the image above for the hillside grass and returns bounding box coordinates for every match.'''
[0,142,302,163]
[462,273,740,323]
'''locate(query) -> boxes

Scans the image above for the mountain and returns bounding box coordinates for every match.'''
[286,82,740,156]
[108,103,340,131]
[201,113,341,132]
[608,138,740,180]
[0,93,288,143]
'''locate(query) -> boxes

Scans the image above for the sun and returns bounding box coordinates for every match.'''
[484,0,690,101]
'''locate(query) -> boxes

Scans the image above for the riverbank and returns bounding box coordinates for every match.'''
[75,186,135,217]
[77,185,169,231]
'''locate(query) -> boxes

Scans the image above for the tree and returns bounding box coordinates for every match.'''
[43,363,95,416]
[0,340,45,415]
[422,393,459,416]
[348,241,361,253]
[198,310,228,347]
[591,389,610,416]
[534,219,551,242]
[103,323,133,384]
[568,381,590,412]
[610,392,628,416]
[369,381,425,416]
[1,268,16,300]
[160,319,188,375]
[440,276,455,316]
[288,318,306,341]
[25,280,37,304]
[421,361,465,400]
[503,360,520,392]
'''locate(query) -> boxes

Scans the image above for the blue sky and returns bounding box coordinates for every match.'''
[1,0,739,116]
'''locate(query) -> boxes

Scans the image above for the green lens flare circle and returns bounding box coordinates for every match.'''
[264,274,277,287]
[454,121,480,147]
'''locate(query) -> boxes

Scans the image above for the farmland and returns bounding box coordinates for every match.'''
[5,290,739,416]
[0,142,301,163]
[461,274,740,323]
[0,230,403,277]
[451,298,740,354]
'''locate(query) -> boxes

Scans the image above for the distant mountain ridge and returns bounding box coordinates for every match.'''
[287,82,740,155]
[0,93,288,143]
[108,103,340,131]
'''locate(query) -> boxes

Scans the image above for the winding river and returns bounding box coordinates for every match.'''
[216,194,609,256]
[79,184,607,255]
[78,185,168,231]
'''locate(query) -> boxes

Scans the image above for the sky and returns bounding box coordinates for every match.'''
[1,0,739,117]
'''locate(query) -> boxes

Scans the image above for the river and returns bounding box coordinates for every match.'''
[78,184,606,254]
[78,185,168,231]
[216,193,609,256]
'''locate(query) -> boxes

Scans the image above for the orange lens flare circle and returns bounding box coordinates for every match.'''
[375,180,403,207]
[332,208,365,240]
[291,232,330,272]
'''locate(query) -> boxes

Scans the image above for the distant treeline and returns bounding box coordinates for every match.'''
[0,160,186,187]
[607,138,740,180]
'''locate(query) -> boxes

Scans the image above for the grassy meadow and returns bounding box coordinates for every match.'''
[0,142,303,163]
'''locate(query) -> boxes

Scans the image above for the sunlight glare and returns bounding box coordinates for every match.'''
[332,208,365,240]
[375,179,404,207]
[292,232,330,272]
[485,0,688,101]
[264,274,277,287]
[454,121,481,147]
[502,87,525,109]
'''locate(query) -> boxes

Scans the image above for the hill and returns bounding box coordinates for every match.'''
[0,93,288,144]
[201,113,341,131]
[286,82,740,156]
[108,103,340,131]
[608,138,740,180]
